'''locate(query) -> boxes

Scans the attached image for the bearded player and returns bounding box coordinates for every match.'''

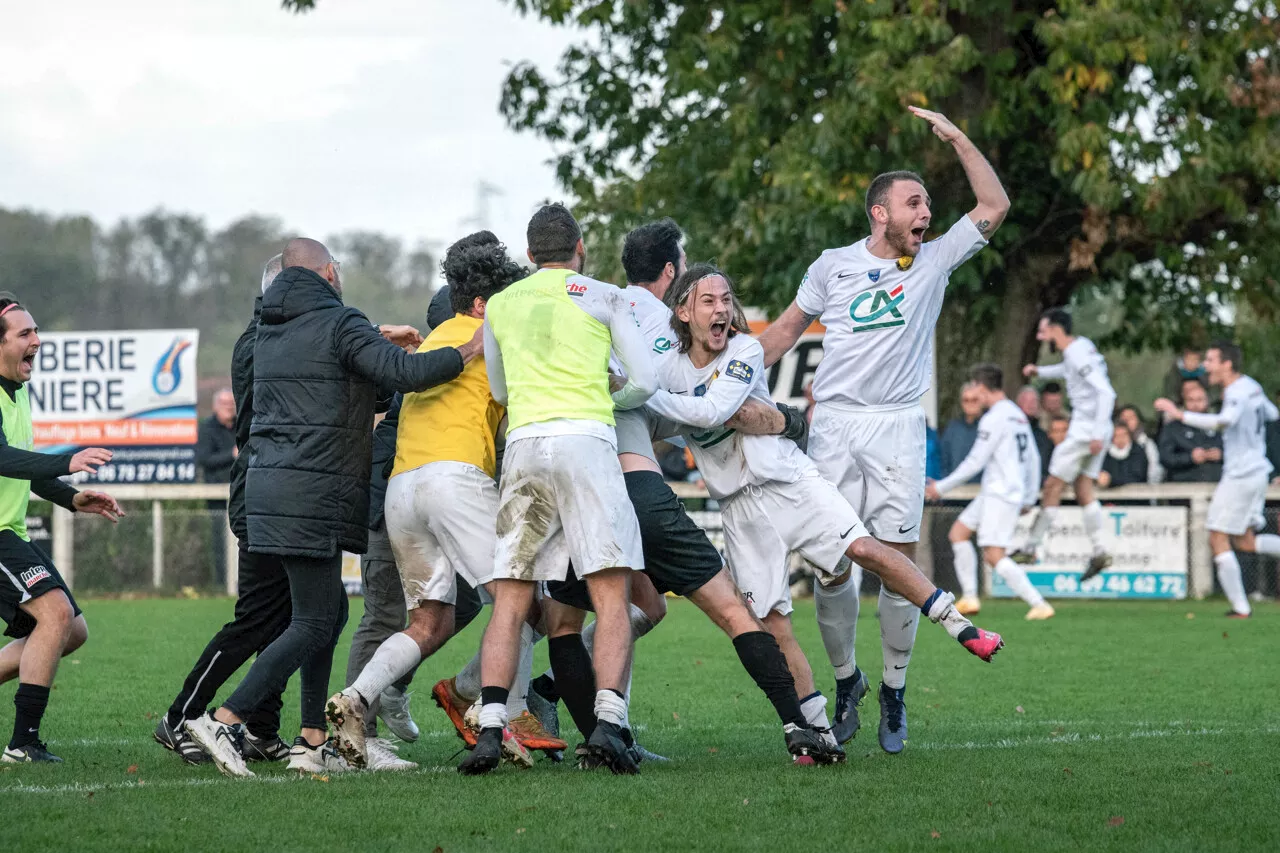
[759,107,1010,753]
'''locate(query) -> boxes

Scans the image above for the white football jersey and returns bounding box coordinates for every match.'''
[1035,336,1116,442]
[795,216,987,407]
[1182,374,1278,480]
[646,334,810,499]
[612,286,678,460]
[934,398,1041,506]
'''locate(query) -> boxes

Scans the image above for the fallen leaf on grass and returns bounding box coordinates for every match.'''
[144,712,155,721]
[70,660,81,665]
[920,687,936,693]
[695,660,703,666]
[1185,612,1195,619]
[672,712,680,721]
[1194,761,1213,767]
[1108,816,1125,827]
[930,830,941,839]
[708,747,718,754]
[1015,706,1025,714]
[313,775,330,783]
[432,847,442,853]
[1222,632,1229,639]
[743,799,749,805]
[126,764,138,774]
[87,792,95,800]
[516,828,525,835]
[1063,768,1073,776]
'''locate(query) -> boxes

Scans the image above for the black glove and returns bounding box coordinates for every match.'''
[776,402,809,453]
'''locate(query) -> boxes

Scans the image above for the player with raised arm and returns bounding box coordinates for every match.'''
[758,107,1010,752]
[1154,342,1280,618]
[458,204,657,776]
[1013,308,1117,581]
[0,293,125,764]
[926,365,1052,620]
[534,222,839,766]
[650,266,1004,758]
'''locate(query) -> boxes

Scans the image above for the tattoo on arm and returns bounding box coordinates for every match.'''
[975,219,992,235]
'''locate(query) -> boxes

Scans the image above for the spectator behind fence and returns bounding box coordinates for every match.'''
[197,387,237,585]
[1039,381,1068,432]
[1048,415,1070,448]
[1099,422,1150,488]
[1117,404,1163,483]
[925,419,941,481]
[1016,385,1054,482]
[939,382,983,482]
[1157,381,1223,482]
[1163,345,1210,404]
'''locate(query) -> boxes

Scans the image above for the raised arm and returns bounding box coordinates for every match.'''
[909,107,1010,239]
[483,321,508,406]
[758,302,815,368]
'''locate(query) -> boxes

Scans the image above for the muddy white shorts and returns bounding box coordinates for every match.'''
[384,461,498,609]
[1048,434,1105,483]
[493,435,644,583]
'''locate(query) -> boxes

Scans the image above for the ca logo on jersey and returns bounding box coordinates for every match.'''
[849,284,906,333]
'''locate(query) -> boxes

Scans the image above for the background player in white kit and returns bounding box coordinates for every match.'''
[926,364,1053,620]
[1015,308,1117,580]
[759,107,1010,752]
[651,266,1005,760]
[1154,341,1280,618]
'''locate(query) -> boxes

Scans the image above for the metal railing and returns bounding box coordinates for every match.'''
[31,481,1280,600]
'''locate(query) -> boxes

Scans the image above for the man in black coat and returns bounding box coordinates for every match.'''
[185,238,480,778]
[155,254,295,765]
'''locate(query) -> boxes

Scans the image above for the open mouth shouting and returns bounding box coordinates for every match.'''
[19,347,37,380]
[708,318,729,348]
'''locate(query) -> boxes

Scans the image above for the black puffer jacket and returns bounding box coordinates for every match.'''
[227,297,260,542]
[246,267,465,558]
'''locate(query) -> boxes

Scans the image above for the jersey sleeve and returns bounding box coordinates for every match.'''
[645,338,764,430]
[1081,362,1117,441]
[1035,362,1067,380]
[920,216,988,276]
[934,413,1000,495]
[794,256,828,317]
[483,320,508,406]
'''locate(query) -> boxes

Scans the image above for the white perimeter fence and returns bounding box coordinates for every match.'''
[29,482,1280,602]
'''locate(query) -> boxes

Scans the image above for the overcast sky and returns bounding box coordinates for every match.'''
[0,0,576,257]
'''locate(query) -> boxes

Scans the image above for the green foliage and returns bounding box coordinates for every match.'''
[497,1,1280,387]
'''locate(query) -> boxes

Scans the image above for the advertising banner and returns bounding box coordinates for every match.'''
[30,330,200,484]
[991,505,1189,600]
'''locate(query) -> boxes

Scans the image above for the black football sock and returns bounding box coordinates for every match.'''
[733,631,807,728]
[531,672,560,705]
[10,683,51,749]
[547,634,597,739]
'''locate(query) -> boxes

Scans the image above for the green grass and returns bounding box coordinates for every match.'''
[3,597,1279,852]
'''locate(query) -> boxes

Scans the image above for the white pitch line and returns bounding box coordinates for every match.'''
[3,723,1276,797]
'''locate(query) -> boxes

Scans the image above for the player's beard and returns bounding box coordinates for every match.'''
[884,219,914,258]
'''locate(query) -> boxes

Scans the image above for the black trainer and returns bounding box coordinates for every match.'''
[153,716,211,765]
[1081,552,1113,582]
[619,727,668,764]
[784,723,845,765]
[831,668,869,744]
[242,731,291,762]
[2,741,63,764]
[458,727,504,776]
[585,721,640,775]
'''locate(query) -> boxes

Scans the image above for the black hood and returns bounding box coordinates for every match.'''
[261,266,343,325]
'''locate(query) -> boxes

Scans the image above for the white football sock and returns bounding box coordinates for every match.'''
[350,632,421,706]
[951,540,979,599]
[1025,506,1058,548]
[594,689,628,728]
[879,589,919,689]
[924,589,973,639]
[1254,534,1280,556]
[477,702,508,731]
[814,572,859,680]
[1082,500,1106,556]
[455,648,482,701]
[1214,551,1251,615]
[995,557,1046,608]
[505,623,541,717]
[800,691,832,731]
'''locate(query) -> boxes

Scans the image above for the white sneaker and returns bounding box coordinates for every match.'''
[377,686,420,743]
[955,595,982,615]
[367,737,418,772]
[184,713,253,778]
[325,690,368,769]
[286,737,351,774]
[1025,603,1056,621]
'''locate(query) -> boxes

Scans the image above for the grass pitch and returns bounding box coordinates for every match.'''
[2,596,1278,852]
